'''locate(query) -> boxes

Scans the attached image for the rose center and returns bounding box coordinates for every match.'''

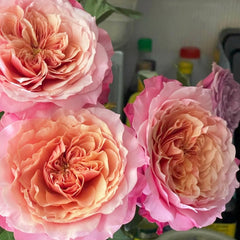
[3,7,69,70]
[32,47,41,56]
[43,139,103,197]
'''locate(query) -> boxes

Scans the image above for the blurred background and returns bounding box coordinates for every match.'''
[102,0,240,114]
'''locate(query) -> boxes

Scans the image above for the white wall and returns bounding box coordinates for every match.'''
[119,0,240,92]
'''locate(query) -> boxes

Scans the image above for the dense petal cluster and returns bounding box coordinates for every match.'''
[125,76,239,232]
[0,106,145,240]
[0,0,113,113]
[198,63,240,132]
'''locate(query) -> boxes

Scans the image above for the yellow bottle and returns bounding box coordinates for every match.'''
[177,61,193,86]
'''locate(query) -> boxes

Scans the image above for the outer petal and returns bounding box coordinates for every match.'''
[68,0,83,9]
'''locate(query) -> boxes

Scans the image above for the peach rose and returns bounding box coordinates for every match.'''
[125,76,239,232]
[0,0,113,113]
[0,105,145,240]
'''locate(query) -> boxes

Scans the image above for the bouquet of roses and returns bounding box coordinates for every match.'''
[0,0,239,240]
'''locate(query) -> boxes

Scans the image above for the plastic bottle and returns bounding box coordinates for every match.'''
[176,61,193,86]
[129,38,156,94]
[125,38,157,125]
[136,38,156,71]
[178,46,207,86]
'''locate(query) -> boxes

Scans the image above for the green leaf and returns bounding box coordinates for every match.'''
[0,229,14,240]
[120,207,145,238]
[112,6,142,20]
[78,0,142,25]
[78,0,113,22]
[96,9,115,25]
[0,111,4,120]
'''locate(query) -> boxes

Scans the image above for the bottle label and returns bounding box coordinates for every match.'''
[205,222,236,237]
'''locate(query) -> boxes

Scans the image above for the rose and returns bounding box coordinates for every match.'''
[0,0,113,113]
[125,76,239,232]
[197,63,240,133]
[0,105,145,240]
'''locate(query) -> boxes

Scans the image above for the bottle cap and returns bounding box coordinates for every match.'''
[138,38,152,52]
[180,46,200,59]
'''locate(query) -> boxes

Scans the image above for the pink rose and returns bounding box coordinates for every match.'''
[0,0,113,113]
[0,105,145,240]
[125,76,239,232]
[198,63,240,133]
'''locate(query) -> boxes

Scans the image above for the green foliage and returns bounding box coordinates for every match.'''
[0,228,14,240]
[78,0,142,24]
[0,111,4,119]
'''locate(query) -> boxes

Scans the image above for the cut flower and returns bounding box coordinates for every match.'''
[0,105,145,240]
[198,63,240,133]
[0,0,113,113]
[125,75,239,232]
